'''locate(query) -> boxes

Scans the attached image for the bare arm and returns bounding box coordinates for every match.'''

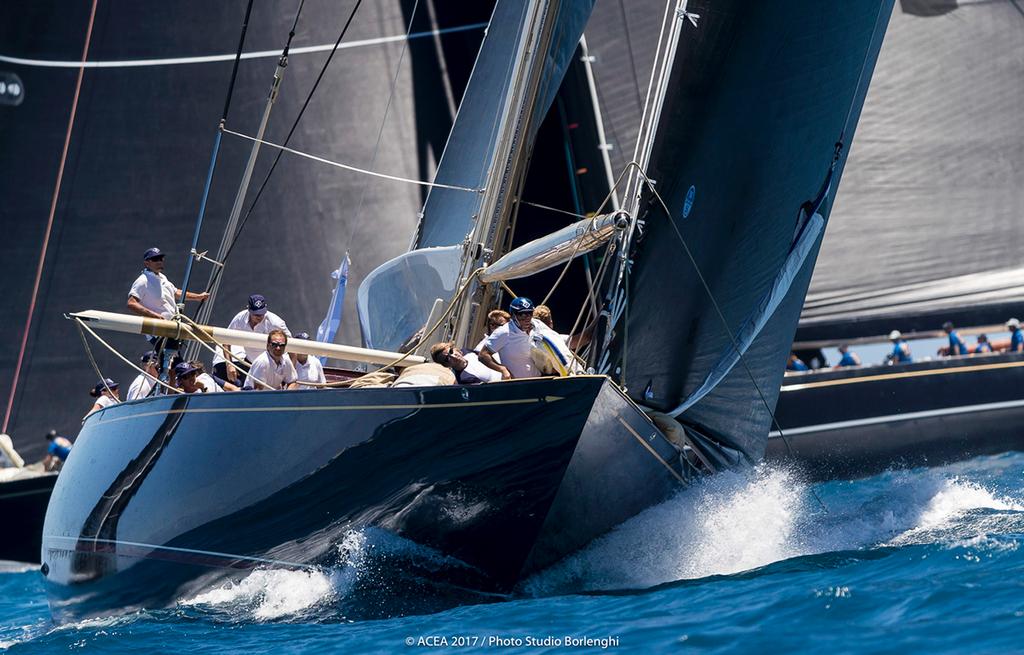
[478,348,511,380]
[175,289,211,302]
[127,295,164,319]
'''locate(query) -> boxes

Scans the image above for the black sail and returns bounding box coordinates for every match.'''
[797,0,1024,341]
[0,1,490,462]
[607,0,894,459]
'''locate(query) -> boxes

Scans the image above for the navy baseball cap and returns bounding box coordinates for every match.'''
[174,362,201,379]
[509,297,535,314]
[294,331,310,340]
[90,378,119,397]
[248,294,268,315]
[140,350,157,363]
[143,247,164,261]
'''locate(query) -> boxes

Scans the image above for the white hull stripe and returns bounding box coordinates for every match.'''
[0,23,487,70]
[768,398,1024,438]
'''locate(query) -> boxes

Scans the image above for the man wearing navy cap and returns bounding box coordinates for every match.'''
[213,293,291,385]
[125,350,159,400]
[127,248,210,383]
[288,332,326,386]
[127,247,209,320]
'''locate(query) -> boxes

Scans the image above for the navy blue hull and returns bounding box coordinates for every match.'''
[41,377,683,619]
[0,473,57,564]
[767,354,1024,480]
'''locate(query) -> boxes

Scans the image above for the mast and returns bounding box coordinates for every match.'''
[449,0,573,347]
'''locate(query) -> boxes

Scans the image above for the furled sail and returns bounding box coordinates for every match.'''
[796,0,1024,341]
[600,0,894,460]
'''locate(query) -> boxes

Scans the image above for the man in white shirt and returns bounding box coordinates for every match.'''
[127,247,210,381]
[479,297,570,379]
[125,351,159,400]
[244,329,299,390]
[289,332,326,387]
[213,293,291,386]
[430,342,501,384]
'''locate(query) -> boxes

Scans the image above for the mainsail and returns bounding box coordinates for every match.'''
[797,0,1024,341]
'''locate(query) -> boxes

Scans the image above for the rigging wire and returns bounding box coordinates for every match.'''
[220,128,480,192]
[72,318,183,396]
[198,0,365,306]
[2,0,99,435]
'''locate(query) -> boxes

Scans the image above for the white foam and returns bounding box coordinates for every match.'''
[525,462,1024,594]
[183,568,342,620]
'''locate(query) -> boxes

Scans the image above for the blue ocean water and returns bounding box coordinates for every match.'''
[4,452,1024,654]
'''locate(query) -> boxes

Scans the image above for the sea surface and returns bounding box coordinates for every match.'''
[4,452,1024,654]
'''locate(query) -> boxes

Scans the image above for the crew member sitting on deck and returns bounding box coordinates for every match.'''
[430,342,502,384]
[244,329,298,390]
[1006,318,1023,353]
[86,379,120,417]
[289,332,326,387]
[474,309,511,354]
[974,334,993,354]
[836,344,861,367]
[941,321,970,357]
[175,362,227,393]
[42,430,72,471]
[215,294,291,386]
[786,353,809,371]
[126,351,159,400]
[887,330,913,364]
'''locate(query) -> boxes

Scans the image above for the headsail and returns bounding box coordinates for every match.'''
[597,0,894,460]
[797,0,1024,341]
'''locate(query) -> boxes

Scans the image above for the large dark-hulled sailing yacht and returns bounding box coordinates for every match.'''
[40,0,892,619]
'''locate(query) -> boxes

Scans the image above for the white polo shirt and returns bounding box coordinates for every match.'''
[128,270,178,319]
[125,373,155,400]
[480,319,554,379]
[244,351,297,390]
[294,356,326,386]
[213,309,291,365]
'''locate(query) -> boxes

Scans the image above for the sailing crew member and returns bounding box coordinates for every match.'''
[1007,318,1023,353]
[86,379,120,417]
[125,351,159,400]
[244,329,298,390]
[942,321,969,357]
[887,330,913,364]
[786,353,809,371]
[42,430,72,471]
[214,294,291,386]
[430,342,502,384]
[126,248,211,379]
[289,332,326,387]
[174,362,224,393]
[474,309,511,354]
[836,344,861,367]
[478,297,569,379]
[974,334,993,354]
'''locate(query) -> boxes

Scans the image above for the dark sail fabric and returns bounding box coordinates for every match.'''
[0,1,490,461]
[611,0,893,459]
[797,0,1024,341]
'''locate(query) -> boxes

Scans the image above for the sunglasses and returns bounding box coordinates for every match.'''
[514,310,534,317]
[269,341,287,349]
